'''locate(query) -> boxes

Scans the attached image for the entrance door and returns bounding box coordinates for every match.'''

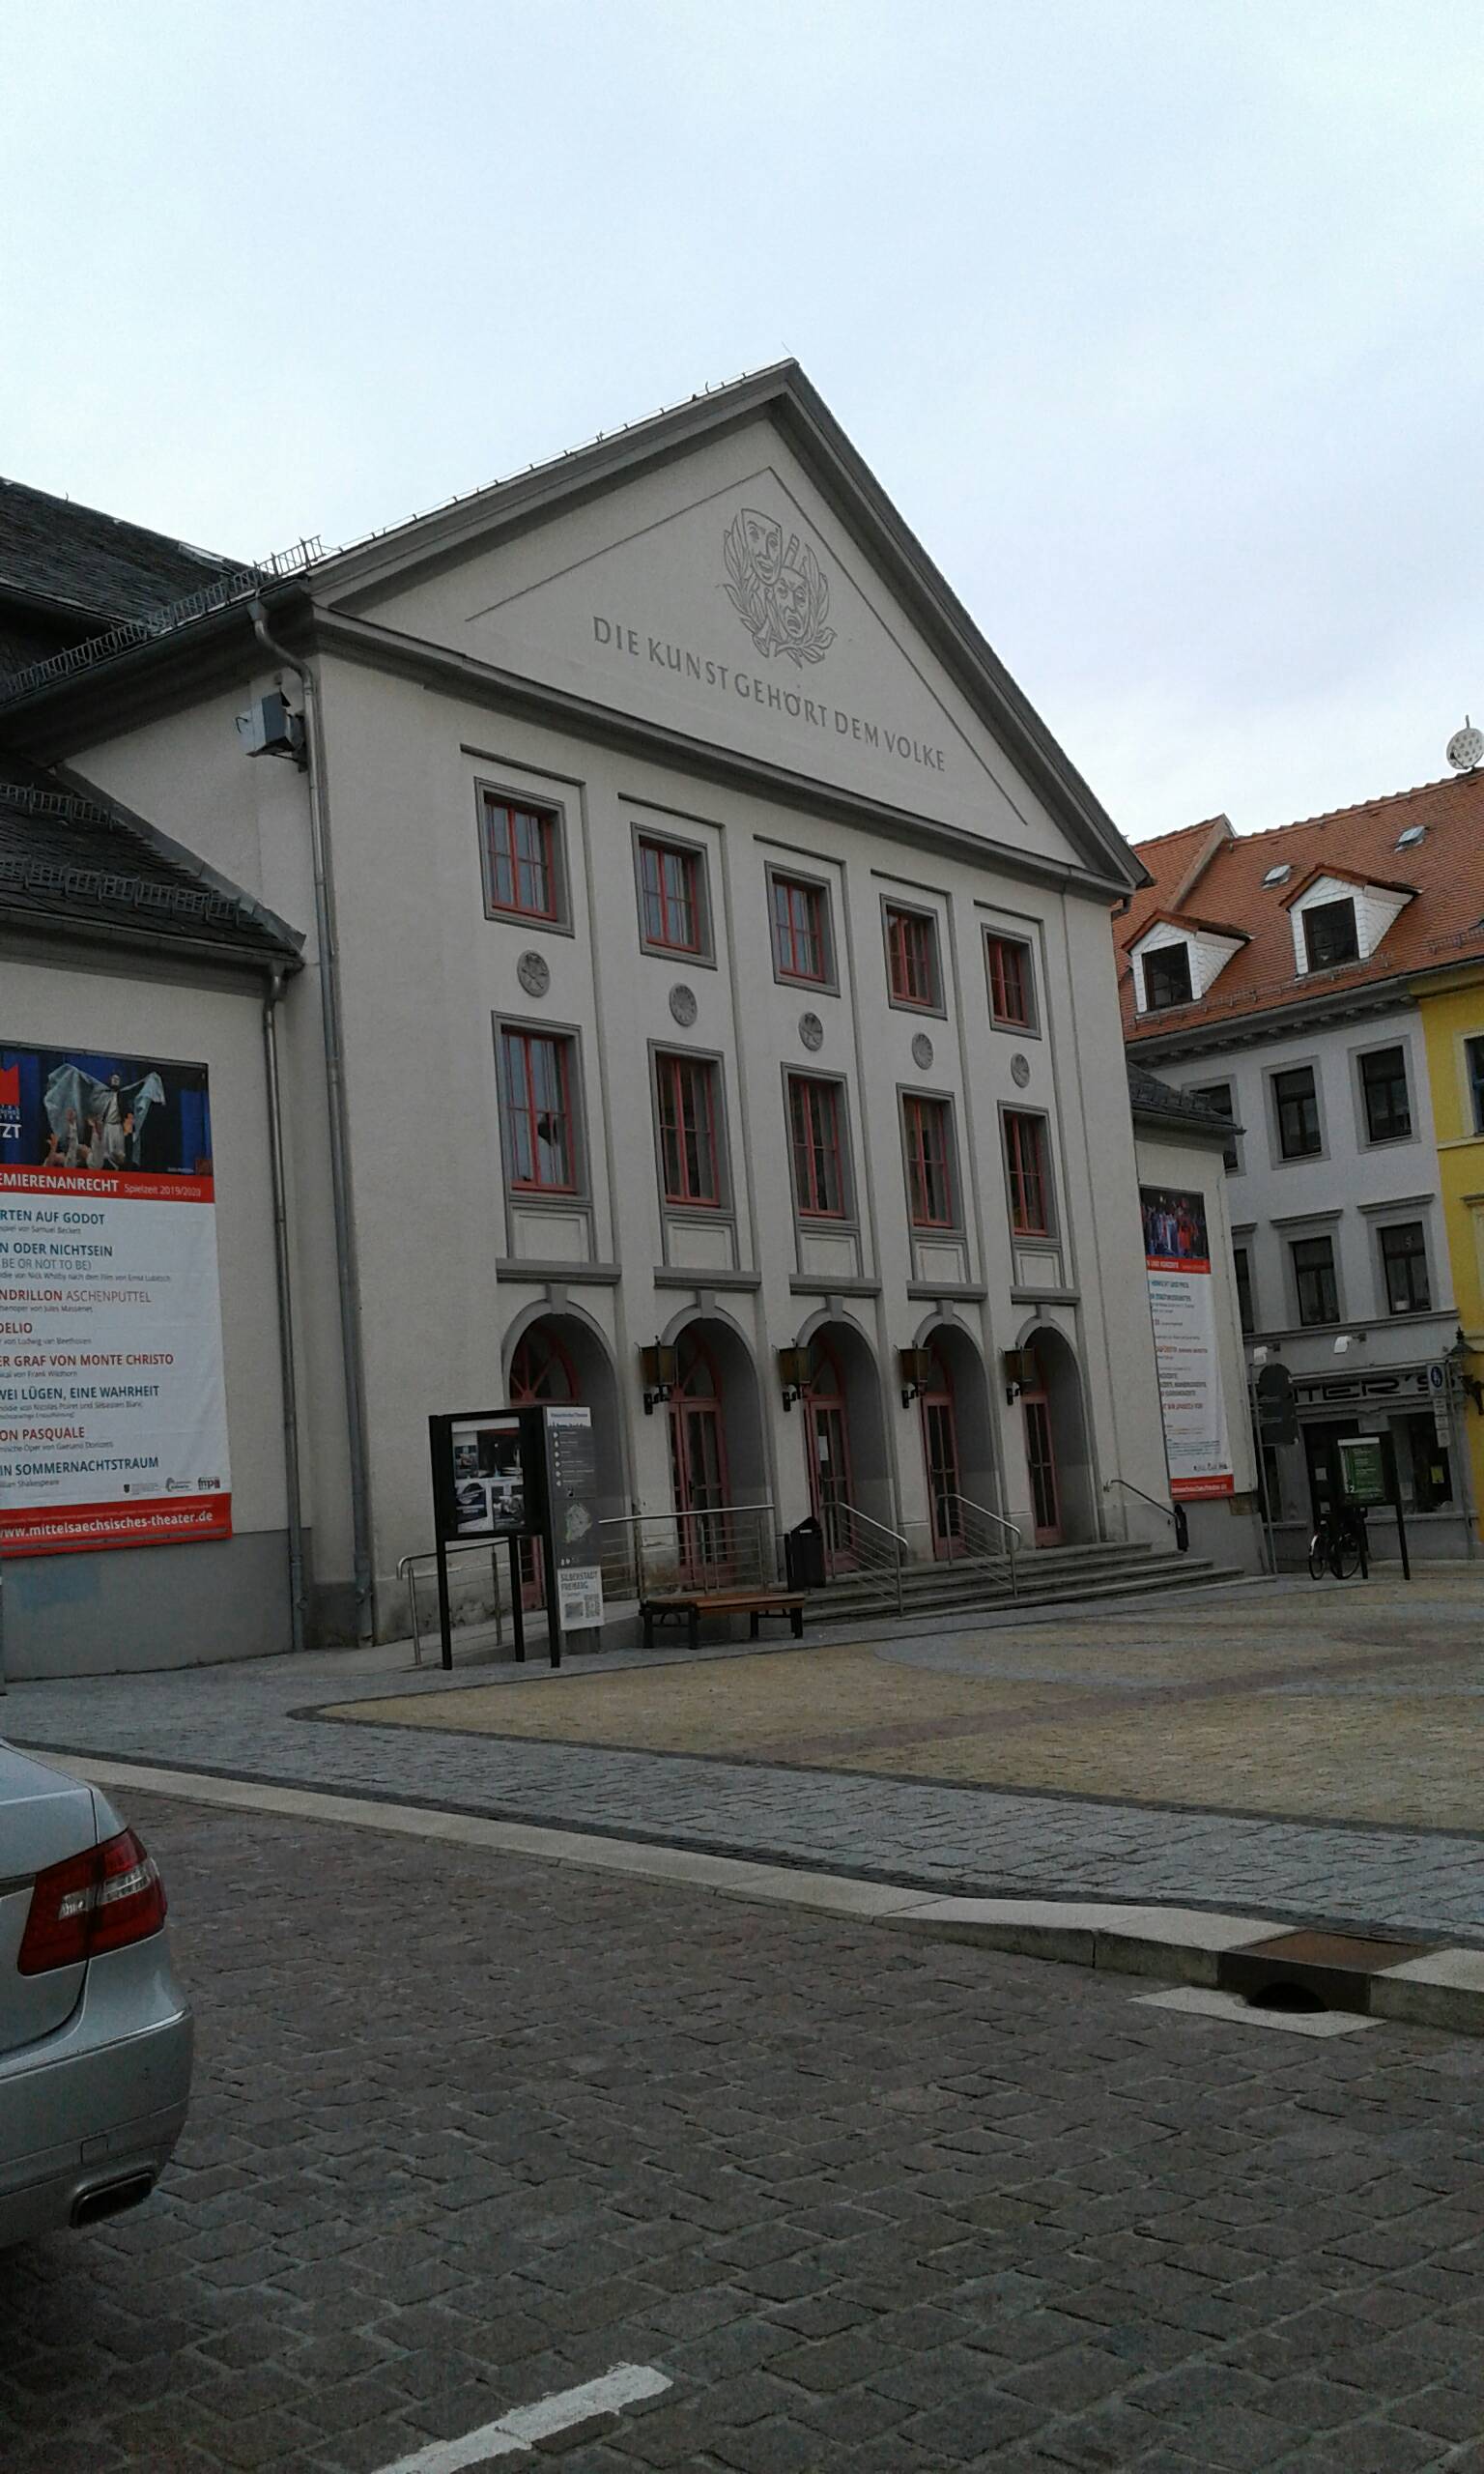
[1021,1378,1062,1547]
[803,1337,856,1572]
[668,1332,731,1583]
[920,1347,963,1559]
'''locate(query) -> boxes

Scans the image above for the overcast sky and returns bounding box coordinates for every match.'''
[7,1,1482,843]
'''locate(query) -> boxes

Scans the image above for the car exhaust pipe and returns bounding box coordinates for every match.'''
[71,2172,155,2228]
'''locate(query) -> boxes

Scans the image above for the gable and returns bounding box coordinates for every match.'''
[324,414,1118,881]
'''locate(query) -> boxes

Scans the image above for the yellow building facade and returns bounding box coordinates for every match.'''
[1414,966,1484,1541]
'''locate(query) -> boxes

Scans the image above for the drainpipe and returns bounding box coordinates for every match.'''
[250,600,375,1644]
[262,964,307,1654]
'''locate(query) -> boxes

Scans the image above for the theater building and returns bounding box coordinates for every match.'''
[2,363,1207,1669]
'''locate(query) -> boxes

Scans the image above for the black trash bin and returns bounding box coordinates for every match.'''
[785,1516,826,1592]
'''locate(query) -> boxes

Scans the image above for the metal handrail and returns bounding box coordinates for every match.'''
[827,1501,908,1617]
[396,1541,505,1668]
[1103,1477,1188,1552]
[598,1502,777,1598]
[937,1494,1022,1597]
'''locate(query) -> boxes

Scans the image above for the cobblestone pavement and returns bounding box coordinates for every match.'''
[5,1790,1484,2473]
[330,1573,1484,1830]
[7,1600,1484,1942]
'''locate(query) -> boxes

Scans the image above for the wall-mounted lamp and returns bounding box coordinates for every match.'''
[1001,1346,1028,1406]
[1332,1334,1352,1357]
[777,1344,810,1412]
[898,1345,932,1408]
[640,1340,678,1416]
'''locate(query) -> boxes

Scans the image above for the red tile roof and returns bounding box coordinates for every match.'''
[1120,769,1484,1041]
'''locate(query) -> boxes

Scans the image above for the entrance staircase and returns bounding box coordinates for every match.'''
[803,1537,1249,1627]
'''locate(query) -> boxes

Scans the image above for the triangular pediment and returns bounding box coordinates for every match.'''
[317,368,1137,887]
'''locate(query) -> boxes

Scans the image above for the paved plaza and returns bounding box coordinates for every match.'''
[6,1789,1484,2473]
[331,1571,1484,1829]
[6,1569,1484,1943]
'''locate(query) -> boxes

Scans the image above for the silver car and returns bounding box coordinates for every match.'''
[1,1740,192,2247]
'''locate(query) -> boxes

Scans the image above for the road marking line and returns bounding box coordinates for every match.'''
[374,2363,671,2473]
[1136,1985,1378,2036]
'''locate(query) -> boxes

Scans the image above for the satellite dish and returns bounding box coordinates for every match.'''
[1446,717,1484,772]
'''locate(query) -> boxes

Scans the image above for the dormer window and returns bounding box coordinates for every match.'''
[1142,943,1193,1011]
[1301,899,1359,970]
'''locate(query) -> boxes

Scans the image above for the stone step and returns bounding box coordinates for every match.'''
[804,1554,1248,1624]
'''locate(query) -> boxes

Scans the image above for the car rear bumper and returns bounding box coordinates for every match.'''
[1,1941,193,2248]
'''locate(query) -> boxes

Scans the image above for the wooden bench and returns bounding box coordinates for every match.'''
[640,1588,808,1652]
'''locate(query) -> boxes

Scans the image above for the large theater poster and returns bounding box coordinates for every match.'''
[0,1041,232,1556]
[1140,1183,1234,1502]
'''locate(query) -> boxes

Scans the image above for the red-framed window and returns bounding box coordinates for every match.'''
[1004,1110,1051,1235]
[499,1027,577,1192]
[482,795,558,920]
[639,838,702,954]
[771,875,828,983]
[903,1095,955,1229]
[986,935,1033,1027]
[656,1051,722,1206]
[787,1075,846,1218]
[886,906,938,1008]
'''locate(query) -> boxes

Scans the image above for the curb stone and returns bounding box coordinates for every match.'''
[57,1752,1484,2038]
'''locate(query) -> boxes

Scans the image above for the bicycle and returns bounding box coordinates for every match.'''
[1307,1503,1367,1581]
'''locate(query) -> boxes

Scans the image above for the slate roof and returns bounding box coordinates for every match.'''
[1121,769,1484,1041]
[1127,1060,1239,1137]
[0,753,300,962]
[0,475,243,628]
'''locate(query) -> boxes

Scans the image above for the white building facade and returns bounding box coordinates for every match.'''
[4,366,1190,1661]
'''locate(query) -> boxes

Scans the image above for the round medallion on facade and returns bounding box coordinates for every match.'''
[798,1011,824,1053]
[516,950,550,998]
[1011,1051,1032,1088]
[911,1031,934,1072]
[669,984,699,1027]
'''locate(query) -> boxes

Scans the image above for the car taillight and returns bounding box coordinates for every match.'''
[17,1828,167,1975]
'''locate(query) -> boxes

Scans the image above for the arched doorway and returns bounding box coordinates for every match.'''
[504,1312,624,1601]
[664,1316,766,1586]
[800,1320,892,1575]
[1019,1326,1093,1547]
[916,1325,998,1560]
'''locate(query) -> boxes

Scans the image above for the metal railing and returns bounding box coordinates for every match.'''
[823,1501,909,1617]
[598,1502,778,1601]
[397,1541,505,1668]
[1103,1476,1188,1552]
[935,1494,1023,1597]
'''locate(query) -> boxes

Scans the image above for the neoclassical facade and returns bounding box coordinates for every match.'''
[3,364,1183,1654]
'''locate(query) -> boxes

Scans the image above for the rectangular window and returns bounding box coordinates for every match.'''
[885,906,938,1009]
[499,1028,576,1192]
[1190,1079,1240,1173]
[482,794,558,921]
[656,1052,722,1207]
[986,934,1034,1028]
[1379,1221,1431,1315]
[1234,1244,1255,1336]
[1004,1110,1051,1236]
[1467,1034,1484,1136]
[771,875,829,983]
[1302,899,1359,970]
[1142,942,1193,1012]
[1273,1065,1322,1160]
[787,1075,846,1218]
[1359,1046,1412,1144]
[904,1095,956,1229]
[638,838,703,955]
[1292,1233,1339,1327]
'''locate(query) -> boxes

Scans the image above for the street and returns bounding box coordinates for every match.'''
[4,1787,1484,2473]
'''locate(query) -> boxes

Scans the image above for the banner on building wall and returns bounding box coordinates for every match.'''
[1139,1184,1234,1502]
[0,1042,232,1556]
